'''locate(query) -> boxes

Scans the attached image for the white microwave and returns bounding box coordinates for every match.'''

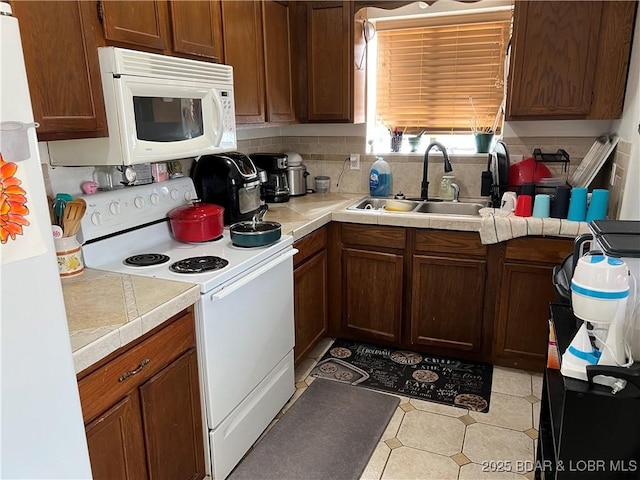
[49,47,237,166]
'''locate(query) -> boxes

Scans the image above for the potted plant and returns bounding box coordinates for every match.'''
[469,97,501,153]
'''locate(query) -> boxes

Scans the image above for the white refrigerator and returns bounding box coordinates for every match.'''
[0,3,92,478]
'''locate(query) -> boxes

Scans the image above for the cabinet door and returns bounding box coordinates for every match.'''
[507,1,603,118]
[12,1,107,140]
[222,1,266,123]
[306,1,352,122]
[294,250,328,364]
[85,391,148,480]
[411,256,486,352]
[262,0,295,123]
[170,0,222,61]
[495,263,557,369]
[99,0,169,51]
[140,348,205,480]
[342,248,403,343]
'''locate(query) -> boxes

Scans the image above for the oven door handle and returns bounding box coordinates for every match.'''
[210,248,297,301]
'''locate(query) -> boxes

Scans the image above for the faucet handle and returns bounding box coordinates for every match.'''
[450,183,460,202]
[394,191,406,200]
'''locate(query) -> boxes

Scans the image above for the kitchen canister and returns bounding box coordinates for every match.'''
[586,189,609,222]
[550,186,571,219]
[567,187,588,222]
[314,176,330,193]
[532,194,551,218]
[54,235,84,277]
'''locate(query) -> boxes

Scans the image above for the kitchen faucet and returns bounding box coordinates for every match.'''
[421,141,452,201]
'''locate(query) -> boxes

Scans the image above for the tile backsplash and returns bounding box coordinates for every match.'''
[44,133,622,215]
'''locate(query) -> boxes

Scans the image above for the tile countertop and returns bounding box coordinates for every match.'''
[65,192,581,374]
[62,268,200,374]
[264,192,483,239]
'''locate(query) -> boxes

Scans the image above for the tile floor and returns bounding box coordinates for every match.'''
[289,338,542,480]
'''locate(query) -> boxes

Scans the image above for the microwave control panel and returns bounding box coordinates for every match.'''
[219,90,236,148]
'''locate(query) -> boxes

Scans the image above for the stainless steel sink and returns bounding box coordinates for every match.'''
[347,198,420,212]
[346,197,487,216]
[414,201,486,216]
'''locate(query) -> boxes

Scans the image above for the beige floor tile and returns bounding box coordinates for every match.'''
[295,381,307,389]
[397,410,465,456]
[523,394,539,404]
[531,374,543,398]
[463,423,534,466]
[280,387,305,415]
[451,452,472,467]
[382,447,459,480]
[492,367,532,397]
[469,392,533,431]
[410,398,467,417]
[399,402,415,412]
[525,428,538,440]
[532,402,541,430]
[381,407,405,441]
[459,462,524,479]
[459,414,477,426]
[360,442,391,480]
[385,438,402,449]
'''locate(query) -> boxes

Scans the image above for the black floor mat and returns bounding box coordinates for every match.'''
[310,339,493,413]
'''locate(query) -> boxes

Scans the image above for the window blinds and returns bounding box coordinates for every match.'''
[376,11,512,134]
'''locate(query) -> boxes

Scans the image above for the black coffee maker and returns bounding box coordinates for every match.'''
[250,153,290,203]
[191,152,263,225]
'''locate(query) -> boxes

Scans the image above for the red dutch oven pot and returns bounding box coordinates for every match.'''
[167,200,224,242]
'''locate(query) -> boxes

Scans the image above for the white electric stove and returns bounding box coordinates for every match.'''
[79,177,296,479]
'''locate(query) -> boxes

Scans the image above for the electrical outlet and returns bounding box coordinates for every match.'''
[350,153,360,170]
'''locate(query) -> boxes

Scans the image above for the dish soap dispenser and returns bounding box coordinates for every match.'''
[370,156,391,197]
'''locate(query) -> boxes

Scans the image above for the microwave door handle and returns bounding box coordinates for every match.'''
[211,92,224,146]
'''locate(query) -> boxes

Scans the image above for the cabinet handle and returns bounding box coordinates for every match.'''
[118,358,150,382]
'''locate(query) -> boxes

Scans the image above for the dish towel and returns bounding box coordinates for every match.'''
[478,208,591,245]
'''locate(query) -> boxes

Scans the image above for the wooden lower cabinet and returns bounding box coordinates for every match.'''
[293,227,328,364]
[78,307,205,480]
[493,237,574,371]
[342,248,403,343]
[85,391,148,479]
[411,255,486,352]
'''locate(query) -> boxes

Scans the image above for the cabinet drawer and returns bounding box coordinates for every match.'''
[415,230,486,256]
[341,224,406,250]
[78,310,196,423]
[294,226,327,267]
[505,237,573,265]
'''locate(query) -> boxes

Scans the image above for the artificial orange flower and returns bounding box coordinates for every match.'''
[0,153,30,243]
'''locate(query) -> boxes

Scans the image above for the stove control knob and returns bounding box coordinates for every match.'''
[90,212,102,225]
[170,189,179,200]
[109,201,120,215]
[134,196,145,209]
[184,191,194,202]
[150,193,160,205]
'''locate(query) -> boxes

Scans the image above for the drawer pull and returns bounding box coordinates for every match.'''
[118,358,150,382]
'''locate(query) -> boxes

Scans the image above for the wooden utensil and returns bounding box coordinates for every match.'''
[62,198,86,237]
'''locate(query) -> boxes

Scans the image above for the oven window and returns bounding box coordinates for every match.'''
[133,97,204,142]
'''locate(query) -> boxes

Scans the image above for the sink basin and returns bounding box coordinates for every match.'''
[346,197,487,216]
[347,198,420,212]
[414,201,486,216]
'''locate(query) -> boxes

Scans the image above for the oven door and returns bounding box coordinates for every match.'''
[197,248,296,429]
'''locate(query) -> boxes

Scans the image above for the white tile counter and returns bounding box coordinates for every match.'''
[62,268,200,373]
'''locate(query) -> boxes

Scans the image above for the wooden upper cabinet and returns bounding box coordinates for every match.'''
[306,1,353,122]
[99,0,169,51]
[170,0,223,62]
[222,1,266,123]
[262,0,295,123]
[12,1,107,141]
[507,1,637,120]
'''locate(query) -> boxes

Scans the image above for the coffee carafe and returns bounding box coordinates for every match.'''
[249,153,290,203]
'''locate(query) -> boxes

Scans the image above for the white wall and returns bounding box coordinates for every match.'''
[612,12,640,220]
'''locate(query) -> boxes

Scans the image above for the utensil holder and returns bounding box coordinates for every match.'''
[474,133,494,153]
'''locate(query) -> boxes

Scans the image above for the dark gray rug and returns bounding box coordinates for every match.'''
[229,378,400,480]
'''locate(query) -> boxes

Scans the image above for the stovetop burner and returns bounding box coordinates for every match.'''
[124,253,171,267]
[169,256,229,274]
